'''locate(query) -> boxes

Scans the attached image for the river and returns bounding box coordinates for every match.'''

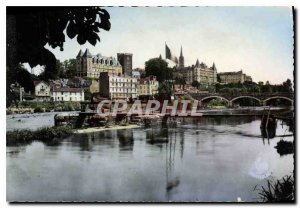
[6,113,294,202]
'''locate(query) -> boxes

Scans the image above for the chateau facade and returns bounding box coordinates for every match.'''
[76,49,123,79]
[218,70,252,84]
[179,59,217,85]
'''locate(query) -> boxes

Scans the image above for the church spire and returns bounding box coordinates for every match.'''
[179,45,184,68]
[212,62,216,70]
[76,49,83,58]
[195,59,200,67]
[180,45,183,57]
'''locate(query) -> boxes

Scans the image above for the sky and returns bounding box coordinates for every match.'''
[39,6,293,84]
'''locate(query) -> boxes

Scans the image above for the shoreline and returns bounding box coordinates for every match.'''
[73,124,141,134]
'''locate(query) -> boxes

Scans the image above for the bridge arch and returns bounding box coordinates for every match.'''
[200,96,230,103]
[263,96,294,105]
[230,96,261,103]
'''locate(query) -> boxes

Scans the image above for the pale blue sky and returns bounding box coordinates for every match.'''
[43,6,293,84]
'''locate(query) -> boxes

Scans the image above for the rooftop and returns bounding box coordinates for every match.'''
[52,87,83,93]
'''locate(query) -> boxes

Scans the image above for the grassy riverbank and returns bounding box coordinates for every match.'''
[6,126,72,146]
[74,124,140,134]
[7,101,81,114]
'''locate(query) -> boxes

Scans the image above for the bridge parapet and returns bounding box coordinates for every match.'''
[189,92,294,104]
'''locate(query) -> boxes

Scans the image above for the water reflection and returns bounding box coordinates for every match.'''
[165,130,180,197]
[7,115,294,202]
[117,129,134,152]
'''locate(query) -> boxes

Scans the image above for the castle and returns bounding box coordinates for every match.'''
[76,49,123,79]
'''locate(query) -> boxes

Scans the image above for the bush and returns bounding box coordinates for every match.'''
[207,99,227,107]
[6,126,72,146]
[255,175,294,202]
[34,106,44,113]
[181,94,193,100]
[275,140,294,156]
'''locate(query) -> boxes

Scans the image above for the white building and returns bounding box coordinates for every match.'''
[99,72,137,99]
[52,88,84,102]
[34,81,51,101]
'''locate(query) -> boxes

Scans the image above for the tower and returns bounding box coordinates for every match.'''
[211,62,217,84]
[81,48,92,77]
[76,49,83,76]
[117,53,133,76]
[179,46,184,68]
[195,59,200,67]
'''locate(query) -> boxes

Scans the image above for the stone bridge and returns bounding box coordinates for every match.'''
[187,92,294,106]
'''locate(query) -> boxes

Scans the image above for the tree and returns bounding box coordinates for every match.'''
[65,59,77,78]
[174,72,186,88]
[191,80,200,89]
[282,79,293,92]
[7,7,111,103]
[217,74,221,83]
[156,82,173,100]
[145,58,169,82]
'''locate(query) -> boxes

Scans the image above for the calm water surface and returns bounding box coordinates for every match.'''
[6,116,294,202]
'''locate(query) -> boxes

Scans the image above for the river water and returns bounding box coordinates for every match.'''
[6,114,294,202]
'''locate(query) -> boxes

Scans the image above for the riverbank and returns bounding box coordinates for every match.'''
[74,124,141,134]
[6,126,72,146]
[7,101,81,115]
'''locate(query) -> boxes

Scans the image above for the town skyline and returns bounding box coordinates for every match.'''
[26,7,293,84]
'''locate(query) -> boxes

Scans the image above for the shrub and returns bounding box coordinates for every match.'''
[181,94,193,100]
[34,106,44,113]
[275,140,294,156]
[6,126,72,146]
[207,99,227,107]
[255,175,294,202]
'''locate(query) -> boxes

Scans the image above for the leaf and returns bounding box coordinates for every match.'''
[66,21,77,39]
[87,32,100,46]
[77,33,86,45]
[96,20,111,31]
[98,8,110,19]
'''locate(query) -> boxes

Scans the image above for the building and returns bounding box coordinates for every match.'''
[179,60,217,85]
[52,88,84,102]
[179,46,184,68]
[132,70,141,79]
[218,70,252,84]
[137,76,159,96]
[76,49,123,79]
[99,72,137,99]
[34,81,51,101]
[117,53,133,76]
[245,75,253,82]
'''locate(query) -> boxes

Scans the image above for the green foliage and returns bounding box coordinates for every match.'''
[217,74,221,83]
[216,79,293,94]
[6,126,72,146]
[191,80,200,89]
[275,140,294,156]
[145,58,171,82]
[207,99,227,107]
[14,101,81,112]
[181,94,193,100]
[174,72,186,85]
[34,106,44,113]
[7,7,110,104]
[64,59,77,78]
[84,89,92,101]
[255,175,294,202]
[156,82,172,100]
